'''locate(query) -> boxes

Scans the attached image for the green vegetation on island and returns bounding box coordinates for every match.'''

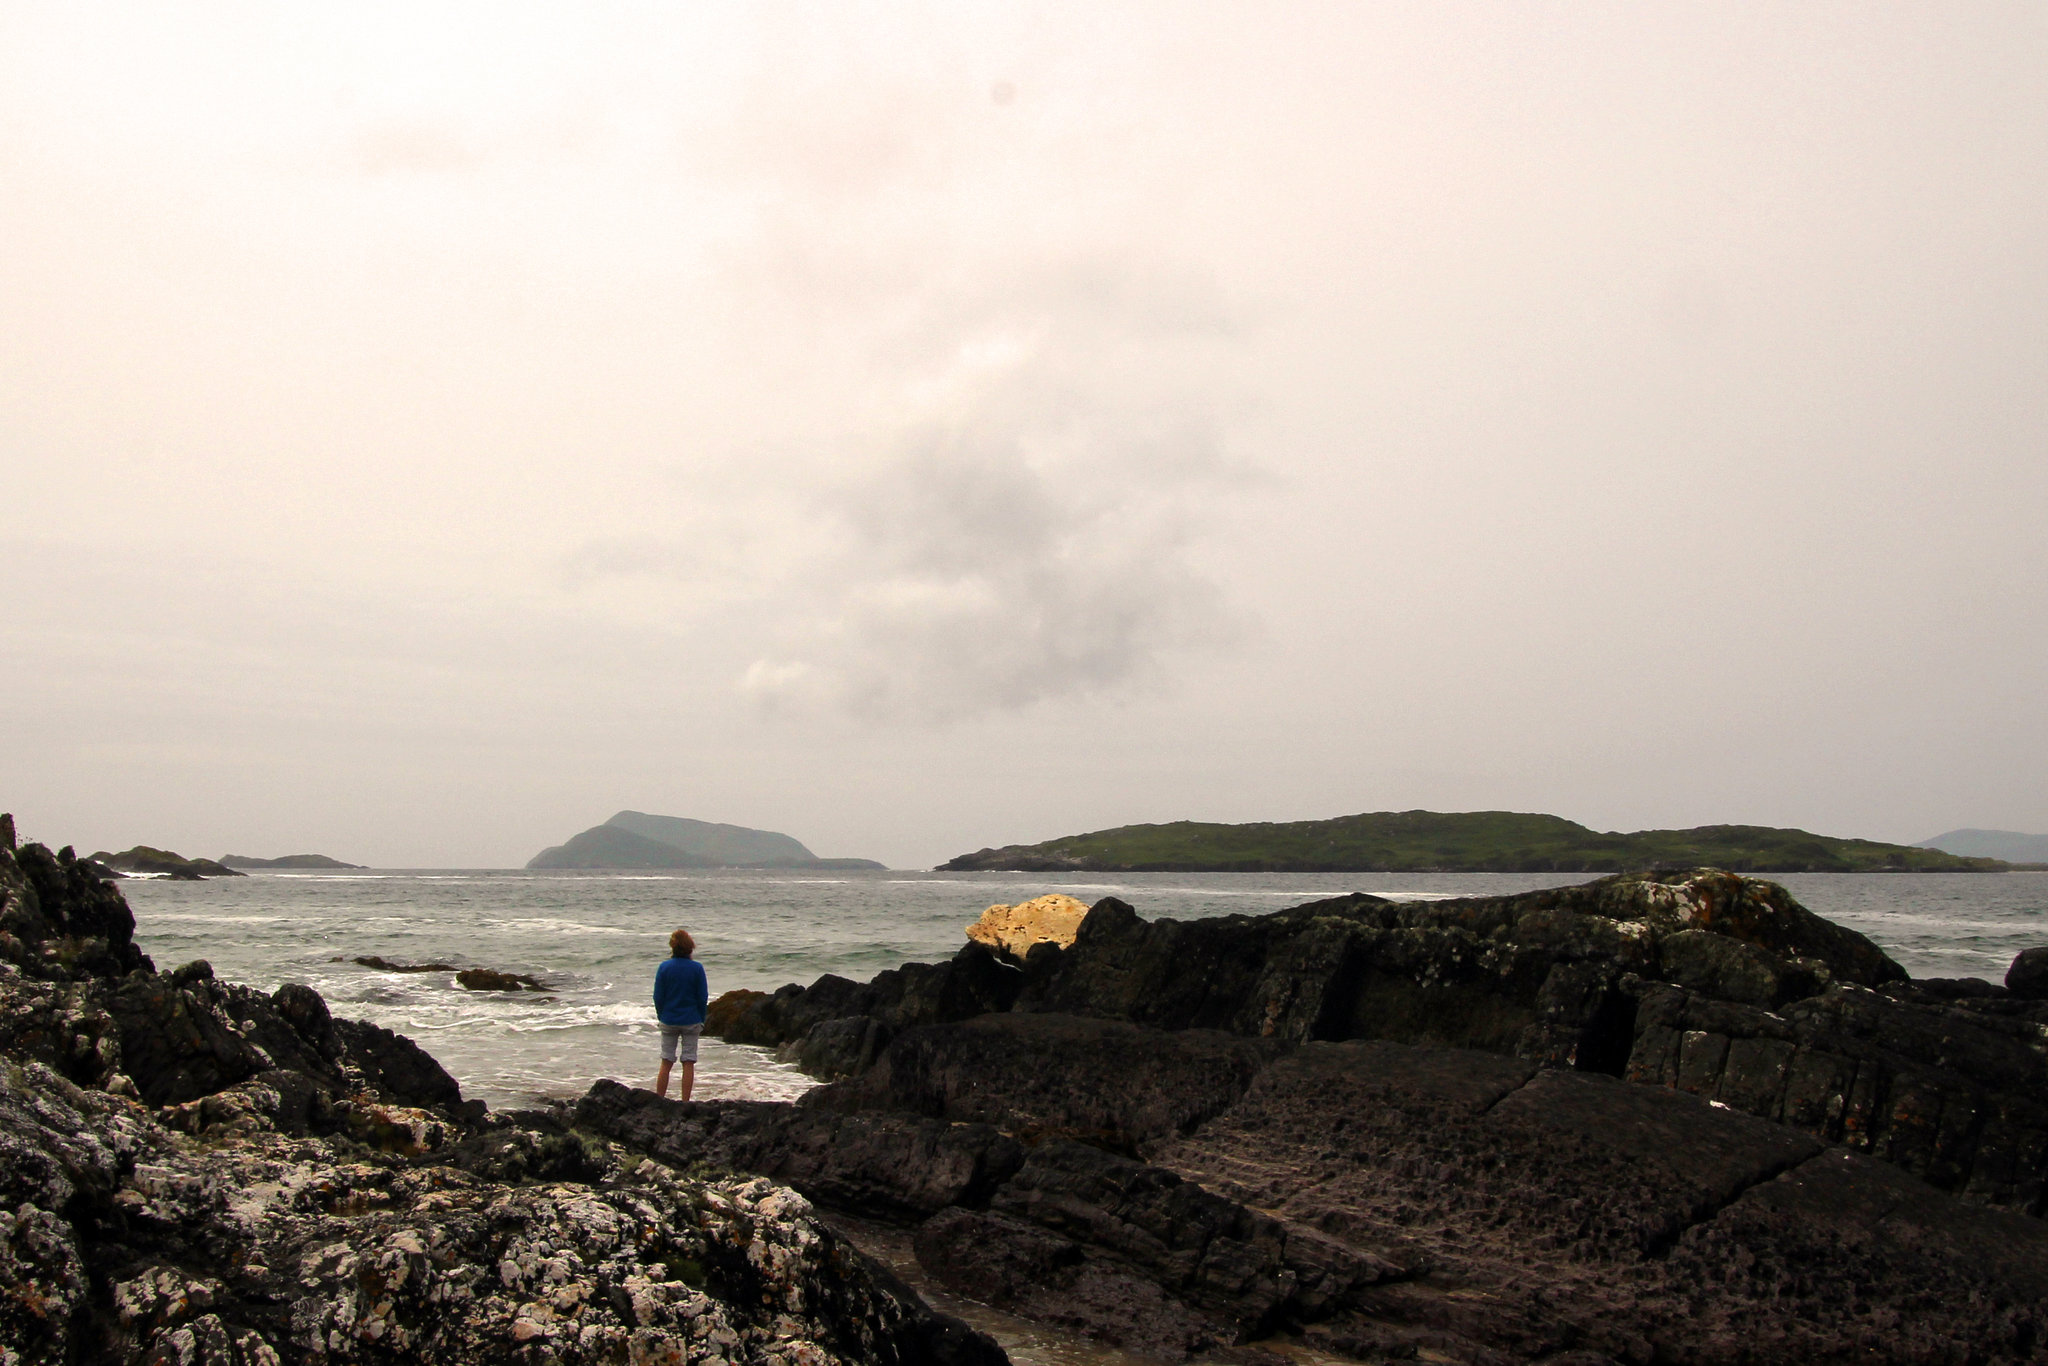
[219,854,366,869]
[87,846,245,879]
[939,810,2008,874]
[528,811,885,871]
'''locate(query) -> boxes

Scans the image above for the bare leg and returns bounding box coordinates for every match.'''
[678,1061,695,1102]
[655,1058,673,1098]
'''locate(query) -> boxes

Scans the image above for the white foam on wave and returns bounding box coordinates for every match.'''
[1831,913,2042,934]
[481,918,628,935]
[266,874,396,881]
[137,913,289,924]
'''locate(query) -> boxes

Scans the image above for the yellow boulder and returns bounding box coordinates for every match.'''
[965,893,1092,959]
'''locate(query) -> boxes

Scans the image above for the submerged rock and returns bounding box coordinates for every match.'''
[454,967,551,992]
[351,955,458,973]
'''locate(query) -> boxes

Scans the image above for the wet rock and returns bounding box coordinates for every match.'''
[711,940,1026,1064]
[454,967,550,992]
[351,955,458,974]
[2008,946,2048,1000]
[577,1082,1024,1221]
[706,987,771,1039]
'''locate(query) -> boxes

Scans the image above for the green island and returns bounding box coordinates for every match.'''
[938,810,2008,874]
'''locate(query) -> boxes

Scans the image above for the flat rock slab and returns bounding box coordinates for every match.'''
[809,1013,1281,1155]
[1149,1036,2048,1362]
[584,1017,2048,1361]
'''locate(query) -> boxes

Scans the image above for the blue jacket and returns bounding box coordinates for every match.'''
[654,953,708,1027]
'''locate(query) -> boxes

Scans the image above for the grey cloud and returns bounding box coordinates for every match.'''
[737,417,1238,721]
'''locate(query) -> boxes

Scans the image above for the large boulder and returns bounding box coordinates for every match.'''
[2008,946,2048,1000]
[0,837,151,981]
[964,893,1091,961]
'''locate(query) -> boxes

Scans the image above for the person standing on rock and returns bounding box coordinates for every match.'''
[653,928,709,1100]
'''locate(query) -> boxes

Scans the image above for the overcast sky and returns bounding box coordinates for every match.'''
[4,3,2044,868]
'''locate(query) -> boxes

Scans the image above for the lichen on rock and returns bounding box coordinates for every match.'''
[963,895,1091,961]
[0,818,1005,1366]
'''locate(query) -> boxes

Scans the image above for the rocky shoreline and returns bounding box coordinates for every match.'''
[601,870,2048,1363]
[0,826,1000,1366]
[10,813,2048,1366]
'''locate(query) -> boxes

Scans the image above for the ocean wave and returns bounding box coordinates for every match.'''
[480,918,629,935]
[136,913,289,924]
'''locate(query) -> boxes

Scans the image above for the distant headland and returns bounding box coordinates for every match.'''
[939,809,2008,873]
[527,810,885,871]
[1919,827,2048,866]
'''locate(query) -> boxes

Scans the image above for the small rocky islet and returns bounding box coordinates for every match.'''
[5,814,2048,1364]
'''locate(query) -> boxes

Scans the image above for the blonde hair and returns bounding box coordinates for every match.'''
[669,928,695,957]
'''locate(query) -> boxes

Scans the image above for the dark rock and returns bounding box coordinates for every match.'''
[728,869,2048,1213]
[1625,976,2048,1208]
[784,1013,889,1079]
[330,1015,465,1109]
[709,940,1027,1063]
[809,1013,1279,1156]
[585,1018,2048,1362]
[1,839,150,980]
[914,1207,1228,1356]
[352,955,457,973]
[706,986,770,1037]
[0,831,1009,1366]
[453,967,549,992]
[102,967,272,1106]
[1146,1037,2048,1362]
[2009,946,2048,999]
[577,1080,1025,1221]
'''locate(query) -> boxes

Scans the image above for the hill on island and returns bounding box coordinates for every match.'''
[939,810,2007,874]
[88,846,245,879]
[219,854,365,870]
[1918,828,2048,864]
[528,811,885,871]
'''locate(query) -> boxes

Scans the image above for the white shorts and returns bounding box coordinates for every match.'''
[660,1023,702,1064]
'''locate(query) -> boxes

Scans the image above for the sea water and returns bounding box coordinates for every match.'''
[119,868,2048,1112]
